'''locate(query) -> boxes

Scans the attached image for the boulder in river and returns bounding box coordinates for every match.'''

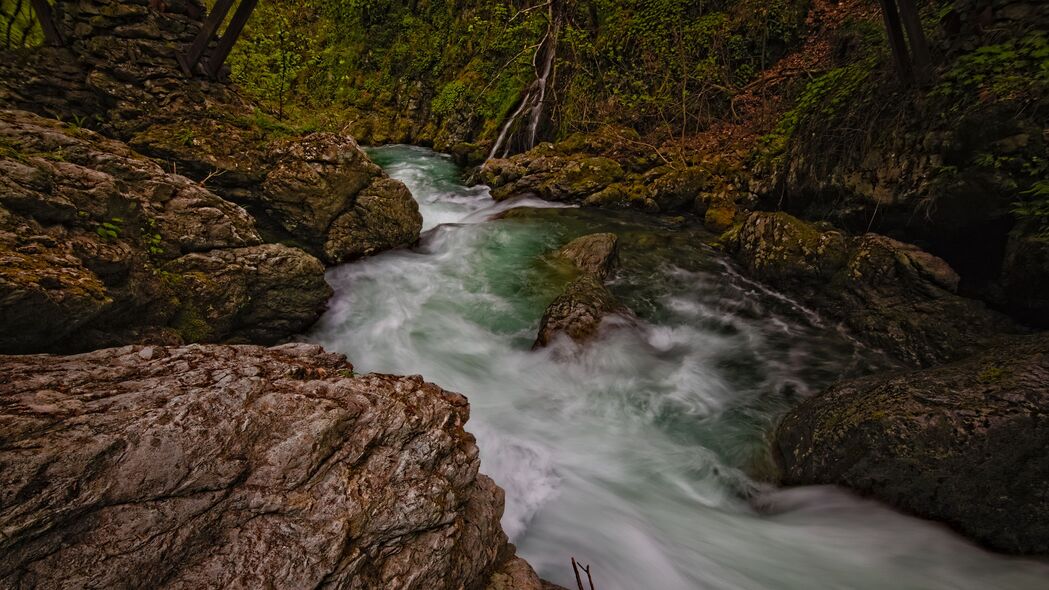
[774,333,1049,554]
[556,232,619,279]
[725,211,1017,367]
[535,275,630,349]
[536,232,634,349]
[0,343,540,589]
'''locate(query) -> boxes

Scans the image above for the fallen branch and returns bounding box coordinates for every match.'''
[571,557,596,590]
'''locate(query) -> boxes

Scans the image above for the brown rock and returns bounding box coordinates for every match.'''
[726,211,1017,366]
[325,177,423,262]
[534,275,631,349]
[0,109,330,353]
[0,343,521,589]
[1,1,421,267]
[556,233,619,279]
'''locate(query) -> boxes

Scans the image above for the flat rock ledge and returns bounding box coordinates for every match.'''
[0,343,541,589]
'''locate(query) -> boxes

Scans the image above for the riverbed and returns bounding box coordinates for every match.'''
[308,145,1049,590]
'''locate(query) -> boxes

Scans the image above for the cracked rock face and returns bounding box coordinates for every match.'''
[0,343,518,589]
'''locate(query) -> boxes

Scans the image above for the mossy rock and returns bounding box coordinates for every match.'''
[775,333,1049,554]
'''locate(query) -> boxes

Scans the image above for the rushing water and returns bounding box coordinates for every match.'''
[309,146,1049,589]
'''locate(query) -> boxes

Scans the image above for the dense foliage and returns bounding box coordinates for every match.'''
[229,0,810,144]
[1,0,44,49]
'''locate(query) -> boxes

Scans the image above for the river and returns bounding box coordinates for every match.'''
[308,145,1049,589]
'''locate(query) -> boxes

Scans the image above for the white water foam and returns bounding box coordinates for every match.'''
[309,145,1049,589]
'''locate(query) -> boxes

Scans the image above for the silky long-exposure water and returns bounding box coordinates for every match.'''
[309,145,1049,589]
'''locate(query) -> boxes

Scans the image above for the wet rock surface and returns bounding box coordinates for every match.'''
[725,211,1018,367]
[534,275,631,349]
[535,232,632,349]
[0,343,523,589]
[555,232,619,280]
[131,121,421,265]
[775,332,1049,554]
[479,137,742,226]
[0,109,330,354]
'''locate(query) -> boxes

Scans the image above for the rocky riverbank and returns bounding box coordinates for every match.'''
[0,2,553,587]
[0,108,330,353]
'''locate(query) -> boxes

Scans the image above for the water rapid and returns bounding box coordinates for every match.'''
[308,146,1049,590]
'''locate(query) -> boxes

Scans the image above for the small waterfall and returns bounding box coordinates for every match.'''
[487,3,562,161]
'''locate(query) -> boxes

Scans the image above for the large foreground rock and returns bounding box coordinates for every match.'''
[0,343,536,588]
[0,109,330,353]
[725,211,1017,367]
[775,333,1049,554]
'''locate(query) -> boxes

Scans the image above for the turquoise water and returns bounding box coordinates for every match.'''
[308,145,1049,589]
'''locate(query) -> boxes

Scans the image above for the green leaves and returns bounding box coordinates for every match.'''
[1014,181,1049,240]
[933,32,1049,115]
[95,219,122,241]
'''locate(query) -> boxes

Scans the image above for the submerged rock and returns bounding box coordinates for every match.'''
[0,343,531,589]
[556,232,619,279]
[534,232,634,349]
[725,211,1017,367]
[535,275,630,348]
[774,333,1049,554]
[0,109,330,353]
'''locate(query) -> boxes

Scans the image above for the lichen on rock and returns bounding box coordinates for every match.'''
[0,109,330,353]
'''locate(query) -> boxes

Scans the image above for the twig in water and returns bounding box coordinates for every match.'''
[571,557,595,590]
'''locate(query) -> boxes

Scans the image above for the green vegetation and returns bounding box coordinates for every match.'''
[142,217,165,257]
[931,32,1049,118]
[760,61,875,164]
[95,218,123,241]
[1014,181,1049,241]
[228,0,810,146]
[172,304,212,342]
[1,0,43,50]
[558,0,808,136]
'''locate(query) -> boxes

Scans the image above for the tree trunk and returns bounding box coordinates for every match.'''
[877,0,913,85]
[896,0,932,83]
